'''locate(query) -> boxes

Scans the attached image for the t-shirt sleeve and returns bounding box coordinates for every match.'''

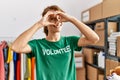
[70,36,82,51]
[26,39,36,58]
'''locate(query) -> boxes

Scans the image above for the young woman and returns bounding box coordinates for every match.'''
[11,5,99,80]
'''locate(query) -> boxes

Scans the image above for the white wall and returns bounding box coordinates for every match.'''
[0,0,102,39]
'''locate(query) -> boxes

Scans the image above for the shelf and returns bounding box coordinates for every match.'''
[84,18,106,25]
[106,54,120,61]
[84,45,105,50]
[107,14,120,21]
[86,62,105,71]
[83,14,120,80]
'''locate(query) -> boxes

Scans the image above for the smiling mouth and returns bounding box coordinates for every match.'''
[53,25,60,28]
[53,23,62,28]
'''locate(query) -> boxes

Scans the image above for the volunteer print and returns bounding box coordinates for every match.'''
[42,45,71,55]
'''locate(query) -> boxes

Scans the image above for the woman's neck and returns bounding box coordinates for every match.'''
[46,33,61,42]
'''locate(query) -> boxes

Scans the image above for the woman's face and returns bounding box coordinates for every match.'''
[47,22,62,34]
[47,10,63,34]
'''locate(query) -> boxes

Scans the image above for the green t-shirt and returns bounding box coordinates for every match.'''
[27,36,82,80]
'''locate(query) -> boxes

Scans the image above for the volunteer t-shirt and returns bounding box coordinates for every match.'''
[27,36,82,80]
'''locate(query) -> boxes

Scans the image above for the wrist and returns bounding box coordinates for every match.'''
[34,21,43,29]
[69,16,77,23]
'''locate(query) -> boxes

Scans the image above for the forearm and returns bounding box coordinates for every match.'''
[70,17,99,43]
[11,22,43,51]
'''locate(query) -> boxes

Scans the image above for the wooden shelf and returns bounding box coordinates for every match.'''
[84,45,105,50]
[86,62,105,71]
[84,14,120,80]
[106,54,120,61]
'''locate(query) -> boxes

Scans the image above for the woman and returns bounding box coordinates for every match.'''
[11,5,99,80]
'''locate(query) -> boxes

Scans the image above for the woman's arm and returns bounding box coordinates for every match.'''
[57,11,99,46]
[11,11,56,53]
[70,17,99,46]
[11,22,43,53]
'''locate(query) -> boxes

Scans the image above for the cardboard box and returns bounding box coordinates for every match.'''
[98,74,104,80]
[106,59,119,76]
[81,3,102,22]
[83,48,94,64]
[94,22,105,46]
[110,60,119,71]
[106,59,110,76]
[103,0,120,18]
[94,22,117,46]
[87,65,98,80]
[81,9,90,22]
[117,36,120,57]
[82,0,120,21]
[107,22,117,36]
[75,53,84,68]
[90,3,102,21]
[76,68,86,80]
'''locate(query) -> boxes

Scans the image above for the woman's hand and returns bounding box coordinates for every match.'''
[56,11,74,22]
[38,11,73,27]
[39,11,57,27]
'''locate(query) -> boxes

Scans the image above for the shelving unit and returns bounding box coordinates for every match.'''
[84,18,107,80]
[106,54,120,61]
[83,14,120,80]
[86,62,104,71]
[106,14,120,60]
[84,45,105,51]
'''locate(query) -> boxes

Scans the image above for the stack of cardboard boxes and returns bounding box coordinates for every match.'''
[81,0,120,23]
[94,22,117,46]
[81,0,120,80]
[102,0,120,19]
[83,48,104,80]
[117,36,120,57]
[75,53,86,80]
[81,3,102,22]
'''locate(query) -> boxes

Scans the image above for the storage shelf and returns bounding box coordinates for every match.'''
[106,54,120,61]
[107,14,120,21]
[84,14,120,24]
[84,18,106,25]
[84,14,120,80]
[86,62,105,71]
[84,45,105,50]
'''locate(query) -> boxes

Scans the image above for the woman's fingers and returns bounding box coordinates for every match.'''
[42,10,69,26]
[55,11,69,22]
